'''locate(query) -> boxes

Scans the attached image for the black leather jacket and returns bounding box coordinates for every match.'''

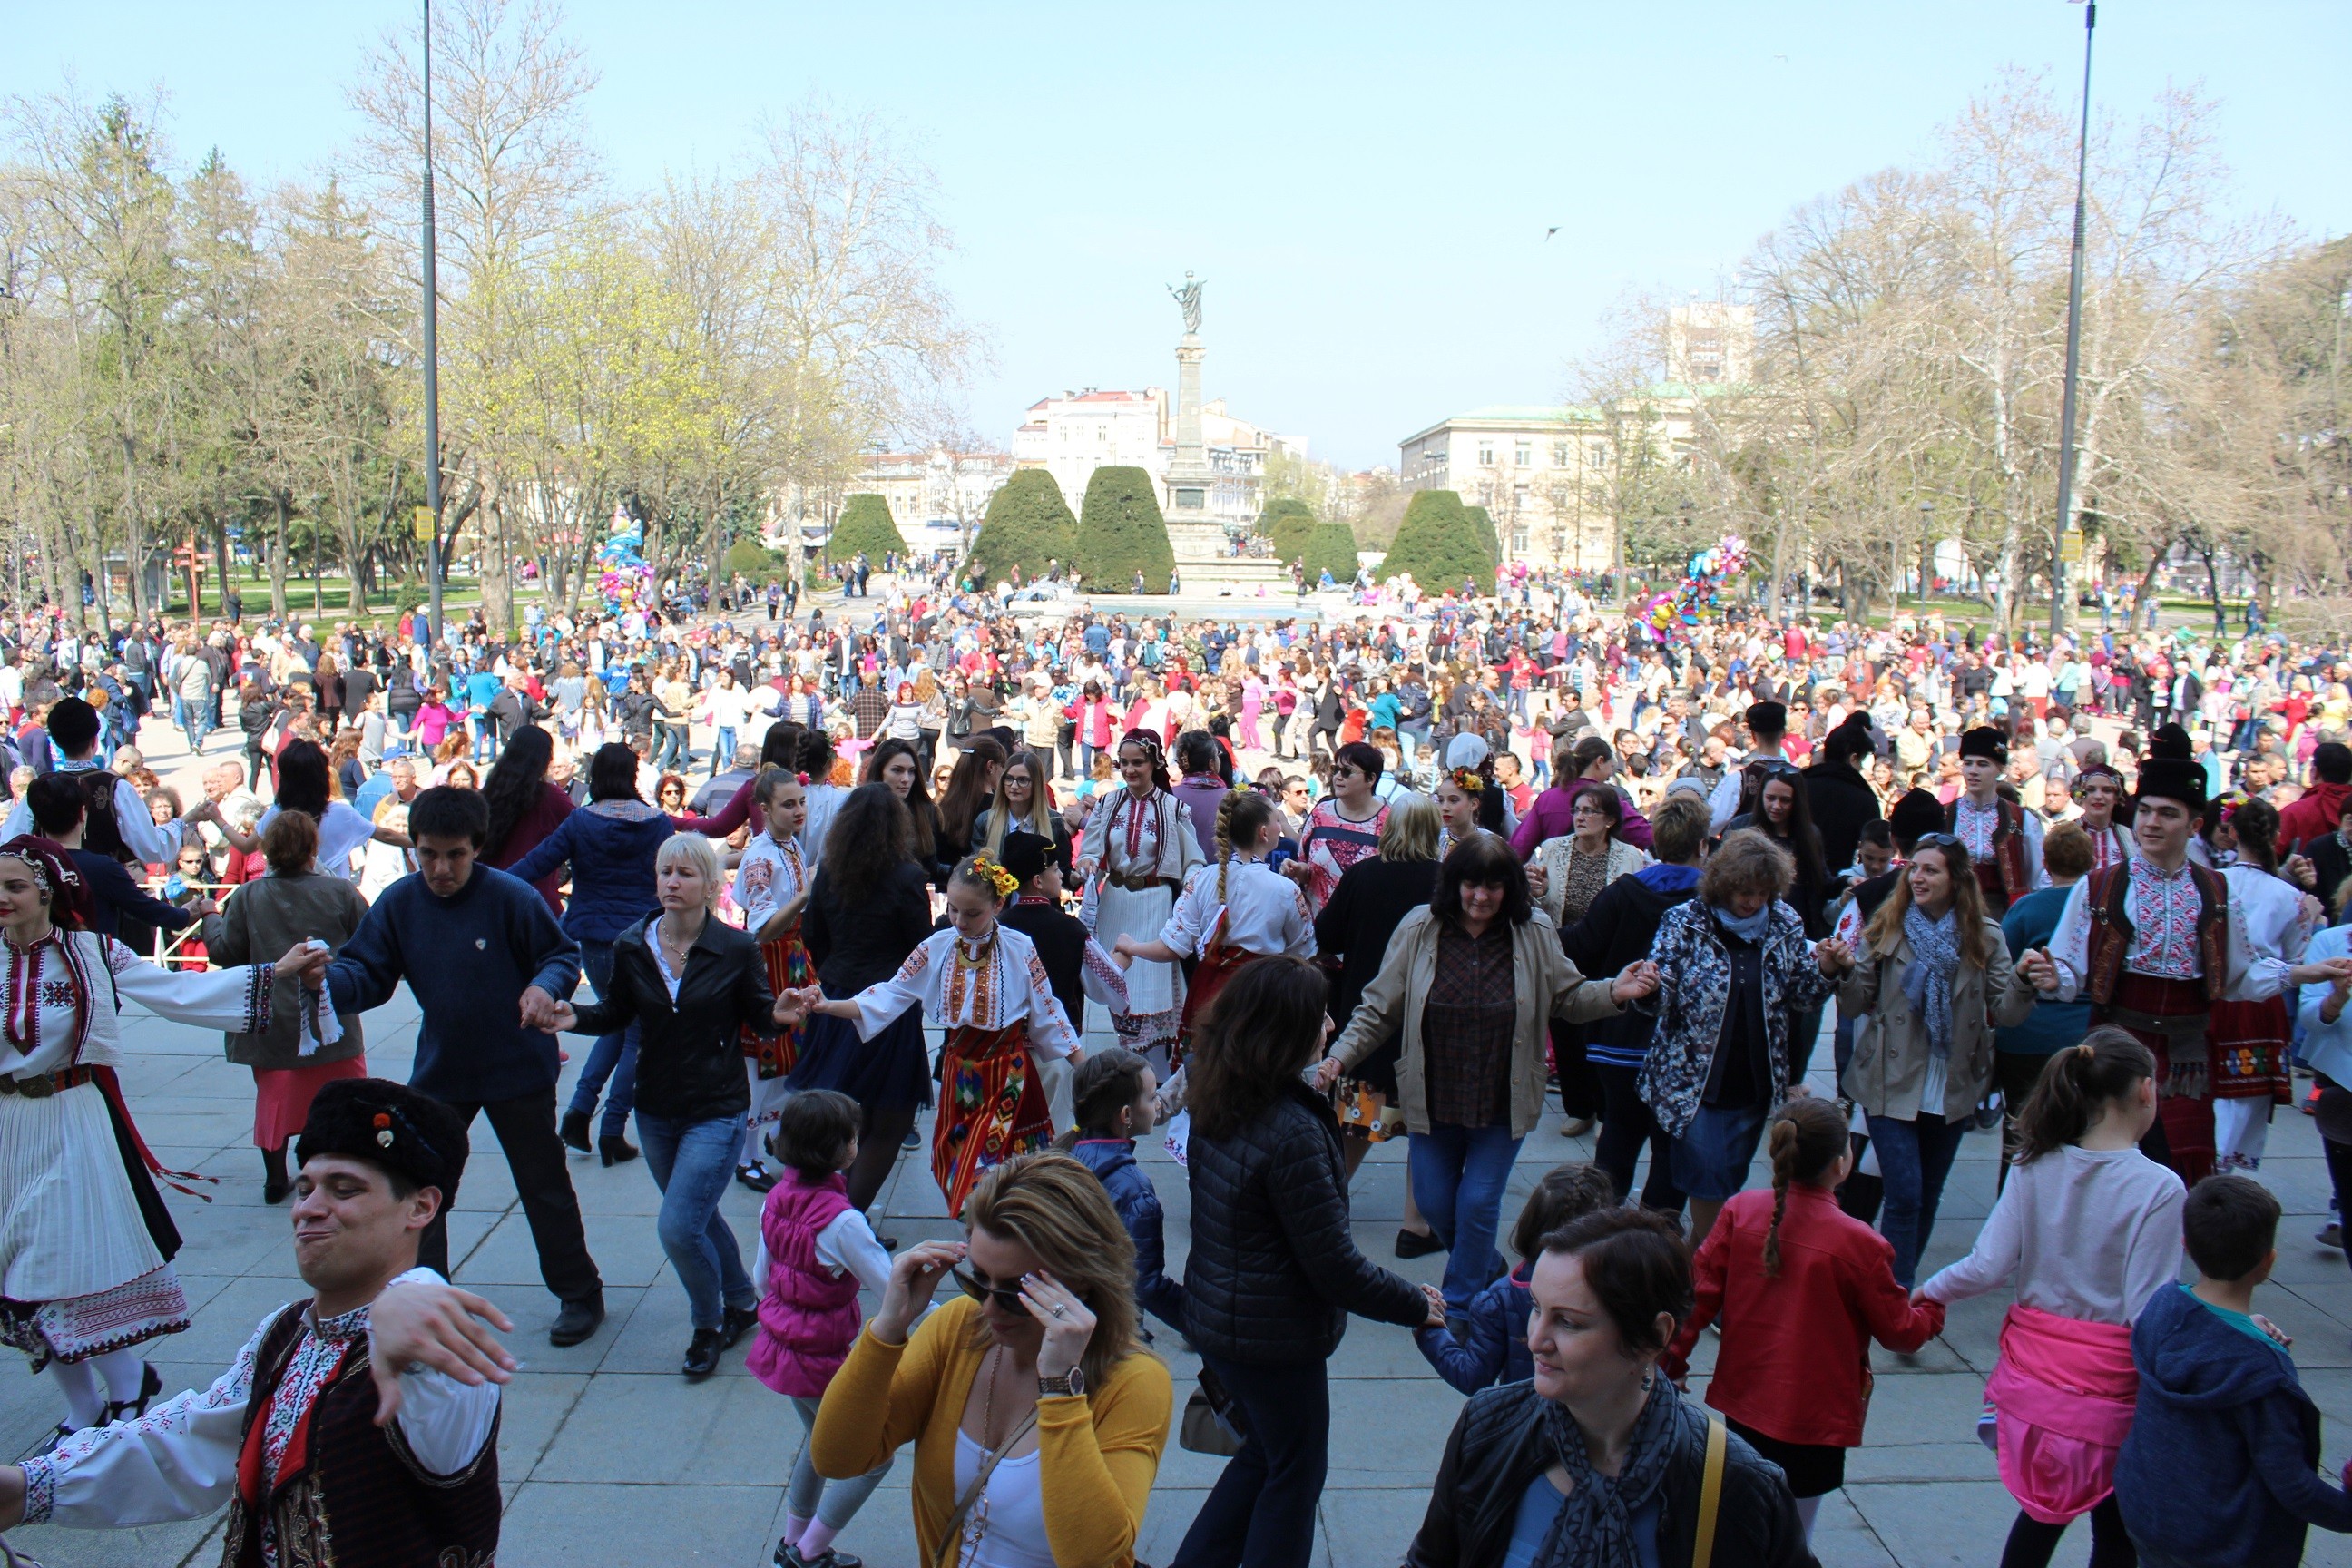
[1406,1382,1816,1568]
[1180,1081,1427,1363]
[567,915,779,1123]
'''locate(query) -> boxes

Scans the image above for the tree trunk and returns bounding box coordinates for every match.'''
[479,469,514,633]
[118,430,147,623]
[268,491,291,620]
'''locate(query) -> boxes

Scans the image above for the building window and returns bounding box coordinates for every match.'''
[1587,445,1609,469]
[1553,441,1570,466]
[1514,442,1531,467]
[1477,442,1494,466]
[1553,527,1569,558]
[1511,527,1530,556]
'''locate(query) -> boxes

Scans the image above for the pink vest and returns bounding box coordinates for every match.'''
[745,1171,863,1398]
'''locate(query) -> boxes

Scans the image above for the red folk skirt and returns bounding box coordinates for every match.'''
[2208,995,2292,1106]
[741,926,812,1081]
[2094,971,2213,1186]
[1178,918,1264,1069]
[252,1056,369,1151]
[934,1022,1054,1220]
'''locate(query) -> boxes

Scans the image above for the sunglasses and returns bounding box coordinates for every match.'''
[1912,832,1968,854]
[954,1269,1027,1312]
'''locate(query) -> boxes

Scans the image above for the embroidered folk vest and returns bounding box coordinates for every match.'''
[1948,797,2032,908]
[2082,862,2229,1006]
[221,1301,502,1568]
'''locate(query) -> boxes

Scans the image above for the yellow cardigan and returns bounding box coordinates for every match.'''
[810,1295,1172,1568]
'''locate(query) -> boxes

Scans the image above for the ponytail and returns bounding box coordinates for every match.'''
[2011,1025,2156,1166]
[1216,789,1239,906]
[1762,1096,1849,1277]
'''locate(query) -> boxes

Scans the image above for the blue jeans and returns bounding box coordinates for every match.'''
[566,940,638,1139]
[710,725,736,775]
[634,1112,757,1330]
[1866,1111,1967,1288]
[1408,1122,1525,1308]
[1171,1352,1329,1568]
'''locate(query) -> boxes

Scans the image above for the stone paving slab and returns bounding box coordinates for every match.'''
[10,959,2352,1564]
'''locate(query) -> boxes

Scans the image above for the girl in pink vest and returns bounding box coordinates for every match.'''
[749,1090,894,1568]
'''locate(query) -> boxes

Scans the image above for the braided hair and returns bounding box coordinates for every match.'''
[1763,1096,1850,1277]
[1215,788,1279,904]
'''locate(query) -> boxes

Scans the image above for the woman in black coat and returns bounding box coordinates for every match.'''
[552,833,795,1380]
[1406,1209,1812,1568]
[1802,715,1885,877]
[1175,956,1443,1568]
[789,781,936,1210]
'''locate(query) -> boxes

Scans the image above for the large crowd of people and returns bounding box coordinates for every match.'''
[0,562,2347,1566]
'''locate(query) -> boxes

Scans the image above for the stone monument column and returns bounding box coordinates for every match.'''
[1161,273,1223,563]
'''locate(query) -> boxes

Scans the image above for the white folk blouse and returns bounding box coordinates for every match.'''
[843,925,1083,1059]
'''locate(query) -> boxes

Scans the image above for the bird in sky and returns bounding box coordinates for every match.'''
[1545,226,1560,240]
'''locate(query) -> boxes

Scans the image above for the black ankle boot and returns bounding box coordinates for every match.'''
[560,1108,593,1153]
[261,1148,290,1204]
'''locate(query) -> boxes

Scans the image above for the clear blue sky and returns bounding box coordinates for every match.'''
[8,2,2347,469]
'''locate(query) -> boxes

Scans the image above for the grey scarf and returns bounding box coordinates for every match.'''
[1901,905,1962,1063]
[1531,1376,1683,1568]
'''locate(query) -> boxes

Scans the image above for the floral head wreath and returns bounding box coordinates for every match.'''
[2217,789,2248,824]
[1446,767,1486,794]
[967,856,1020,898]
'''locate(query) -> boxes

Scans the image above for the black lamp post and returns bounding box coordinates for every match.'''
[421,0,445,646]
[2051,1,2097,638]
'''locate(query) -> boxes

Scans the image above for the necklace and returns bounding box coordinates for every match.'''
[977,1346,1004,1455]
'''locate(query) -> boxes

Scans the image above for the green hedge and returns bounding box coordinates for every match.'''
[720,539,794,583]
[1257,496,1318,565]
[827,493,908,566]
[1377,489,1494,587]
[1300,521,1360,585]
[1073,466,1176,593]
[968,469,1076,584]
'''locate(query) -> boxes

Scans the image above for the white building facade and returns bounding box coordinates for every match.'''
[1397,407,1616,571]
[1012,387,1294,533]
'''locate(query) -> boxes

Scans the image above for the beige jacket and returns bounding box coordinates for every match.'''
[1838,914,2034,1122]
[1327,906,1622,1139]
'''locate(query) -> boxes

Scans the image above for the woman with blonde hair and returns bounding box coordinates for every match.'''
[546,831,802,1378]
[810,1152,1171,1568]
[1823,832,2036,1286]
[975,747,1072,870]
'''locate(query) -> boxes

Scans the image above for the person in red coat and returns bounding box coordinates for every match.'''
[1661,1096,1945,1547]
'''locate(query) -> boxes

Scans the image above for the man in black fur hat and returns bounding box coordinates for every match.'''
[2021,725,2352,1182]
[1946,724,2044,914]
[0,1078,516,1565]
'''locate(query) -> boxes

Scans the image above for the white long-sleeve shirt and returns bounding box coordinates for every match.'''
[1920,1145,2184,1327]
[845,924,1083,1059]
[1158,858,1315,961]
[2041,857,2295,1003]
[22,1269,499,1545]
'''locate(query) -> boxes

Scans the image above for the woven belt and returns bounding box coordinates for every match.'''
[0,1066,97,1099]
[2099,1004,2208,1045]
[1108,872,1175,894]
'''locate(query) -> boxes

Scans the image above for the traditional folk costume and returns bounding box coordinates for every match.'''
[1948,729,2045,915]
[1159,854,1318,1050]
[0,838,330,1432]
[20,1079,503,1568]
[735,826,814,1147]
[837,920,1083,1219]
[2208,854,2317,1171]
[2039,730,2280,1185]
[1080,761,1205,1070]
[2073,764,2135,875]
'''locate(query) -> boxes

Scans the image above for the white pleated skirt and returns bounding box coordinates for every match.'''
[0,1082,168,1302]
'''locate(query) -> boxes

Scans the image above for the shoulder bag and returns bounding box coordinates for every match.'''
[935,1406,1038,1568]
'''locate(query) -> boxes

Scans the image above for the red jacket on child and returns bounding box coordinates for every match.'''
[1661,1183,1945,1449]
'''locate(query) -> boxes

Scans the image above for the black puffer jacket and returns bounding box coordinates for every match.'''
[1406,1381,1816,1568]
[1181,1080,1427,1363]
[1802,757,1883,878]
[566,915,779,1122]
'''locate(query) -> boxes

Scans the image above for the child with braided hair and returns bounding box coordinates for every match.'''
[1662,1095,1944,1547]
[1112,788,1314,1069]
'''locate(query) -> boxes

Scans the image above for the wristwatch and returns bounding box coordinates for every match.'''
[1037,1367,1086,1399]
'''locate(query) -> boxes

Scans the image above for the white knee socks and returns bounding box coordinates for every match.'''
[47,1359,104,1428]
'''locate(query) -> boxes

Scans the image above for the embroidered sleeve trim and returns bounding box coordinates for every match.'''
[20,1457,53,1524]
[247,964,274,1036]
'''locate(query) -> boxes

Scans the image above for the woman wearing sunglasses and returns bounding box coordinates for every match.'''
[808,1152,1171,1568]
[1820,832,2035,1288]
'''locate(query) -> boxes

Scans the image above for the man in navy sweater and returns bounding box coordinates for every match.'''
[316,787,605,1346]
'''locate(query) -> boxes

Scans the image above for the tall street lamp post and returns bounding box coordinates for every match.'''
[421,0,446,646]
[2051,1,2097,639]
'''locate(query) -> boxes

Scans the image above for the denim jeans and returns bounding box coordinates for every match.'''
[655,726,686,772]
[634,1112,757,1330]
[566,940,638,1139]
[710,725,736,775]
[1408,1122,1526,1308]
[1866,1110,1968,1287]
[1171,1352,1329,1568]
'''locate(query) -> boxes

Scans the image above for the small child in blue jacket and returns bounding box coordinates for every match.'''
[1414,1162,1616,1393]
[1055,1047,1186,1334]
[2116,1174,2352,1568]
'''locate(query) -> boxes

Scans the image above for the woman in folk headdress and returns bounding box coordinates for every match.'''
[0,836,332,1440]
[1075,730,1204,1075]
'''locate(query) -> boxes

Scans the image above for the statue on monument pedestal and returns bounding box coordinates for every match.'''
[1168,271,1204,335]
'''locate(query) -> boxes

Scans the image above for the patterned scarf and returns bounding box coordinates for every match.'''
[1901,904,1962,1063]
[1531,1375,1683,1568]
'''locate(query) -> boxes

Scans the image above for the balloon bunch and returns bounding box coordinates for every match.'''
[1632,534,1751,642]
[594,516,654,610]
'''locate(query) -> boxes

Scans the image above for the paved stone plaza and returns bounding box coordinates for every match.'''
[7,983,2352,1567]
